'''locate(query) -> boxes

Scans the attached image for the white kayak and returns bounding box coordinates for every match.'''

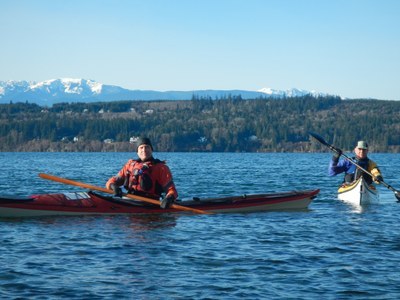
[338,177,379,206]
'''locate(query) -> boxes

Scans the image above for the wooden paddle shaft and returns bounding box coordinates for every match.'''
[38,173,210,214]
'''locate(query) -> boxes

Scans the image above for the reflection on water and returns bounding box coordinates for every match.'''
[343,200,372,214]
[127,214,178,231]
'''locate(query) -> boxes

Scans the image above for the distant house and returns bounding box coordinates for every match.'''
[249,135,258,141]
[104,138,113,144]
[144,109,154,114]
[198,136,207,143]
[130,136,139,144]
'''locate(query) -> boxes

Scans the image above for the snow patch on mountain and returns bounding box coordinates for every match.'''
[29,78,103,95]
[258,87,327,98]
[0,78,333,106]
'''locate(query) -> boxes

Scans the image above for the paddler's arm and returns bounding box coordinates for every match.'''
[328,153,350,176]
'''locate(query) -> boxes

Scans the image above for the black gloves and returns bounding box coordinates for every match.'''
[332,147,342,162]
[110,184,123,197]
[160,195,175,209]
[374,175,383,183]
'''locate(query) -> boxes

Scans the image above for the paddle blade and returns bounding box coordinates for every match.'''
[308,132,329,146]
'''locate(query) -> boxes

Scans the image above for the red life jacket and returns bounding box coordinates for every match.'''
[107,158,178,200]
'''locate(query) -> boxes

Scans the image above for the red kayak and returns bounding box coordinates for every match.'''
[0,189,319,218]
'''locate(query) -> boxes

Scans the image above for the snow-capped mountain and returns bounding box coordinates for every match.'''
[257,87,327,98]
[0,79,130,105]
[0,78,330,106]
[29,78,103,95]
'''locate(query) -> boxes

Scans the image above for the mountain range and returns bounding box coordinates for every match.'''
[0,78,331,106]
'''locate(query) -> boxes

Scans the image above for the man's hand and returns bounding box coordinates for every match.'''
[110,184,123,197]
[374,175,383,183]
[332,147,342,162]
[160,195,175,209]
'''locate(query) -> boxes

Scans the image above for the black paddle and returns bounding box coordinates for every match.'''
[309,131,400,202]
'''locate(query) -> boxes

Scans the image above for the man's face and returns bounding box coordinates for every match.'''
[137,144,153,161]
[354,147,368,159]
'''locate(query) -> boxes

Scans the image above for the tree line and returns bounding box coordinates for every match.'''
[1,95,400,152]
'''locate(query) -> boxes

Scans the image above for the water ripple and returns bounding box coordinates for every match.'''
[1,153,400,299]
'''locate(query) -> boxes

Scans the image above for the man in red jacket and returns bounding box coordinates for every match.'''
[106,137,178,208]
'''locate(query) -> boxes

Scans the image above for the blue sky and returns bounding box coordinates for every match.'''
[1,0,399,100]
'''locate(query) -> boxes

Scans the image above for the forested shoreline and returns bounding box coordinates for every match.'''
[1,95,400,152]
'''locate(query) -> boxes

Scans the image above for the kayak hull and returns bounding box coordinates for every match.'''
[0,190,319,218]
[338,177,379,206]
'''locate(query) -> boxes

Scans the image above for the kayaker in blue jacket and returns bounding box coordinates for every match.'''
[329,140,383,185]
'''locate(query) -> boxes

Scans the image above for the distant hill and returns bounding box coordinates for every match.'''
[1,96,400,152]
[0,78,331,106]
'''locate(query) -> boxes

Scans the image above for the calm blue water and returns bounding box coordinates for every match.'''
[1,152,400,299]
